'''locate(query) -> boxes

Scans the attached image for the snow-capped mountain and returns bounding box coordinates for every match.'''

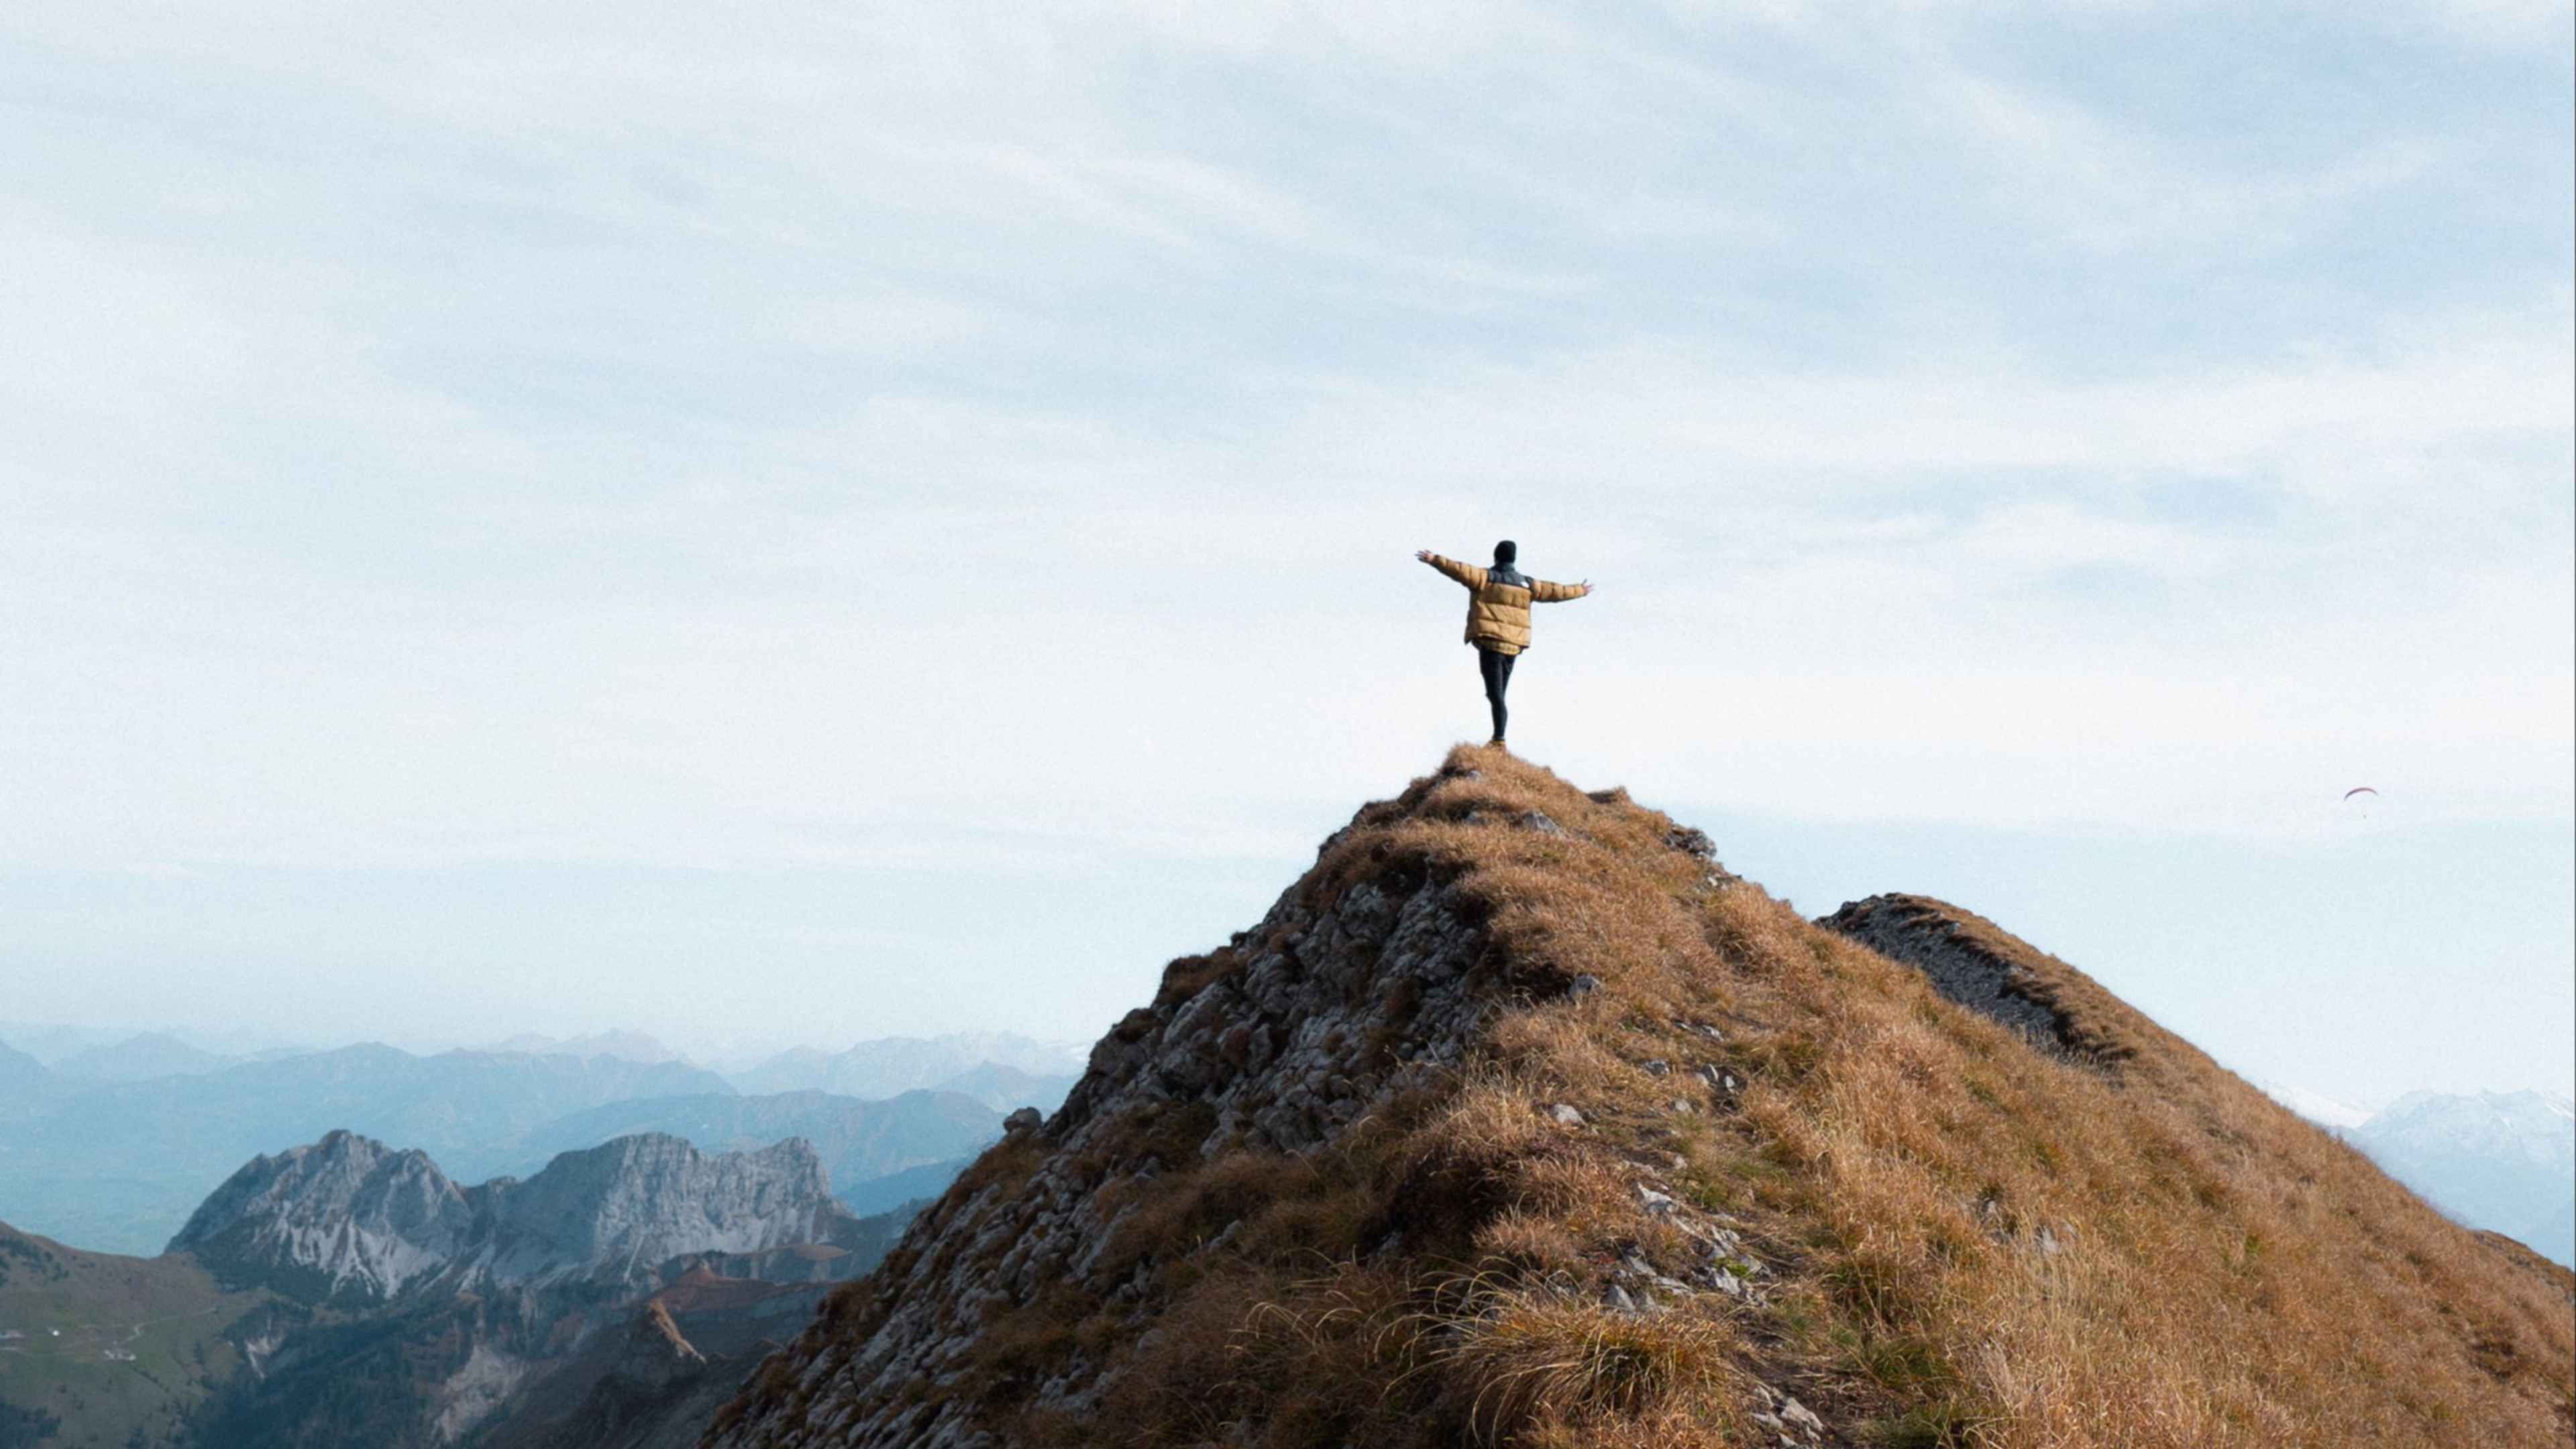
[2361,1089,2575,1163]
[2351,1090,2575,1268]
[2247,1081,2572,1268]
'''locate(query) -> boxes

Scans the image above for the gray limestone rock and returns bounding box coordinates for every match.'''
[172,1130,857,1301]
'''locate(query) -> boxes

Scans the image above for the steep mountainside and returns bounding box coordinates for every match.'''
[511,1090,1003,1203]
[0,1047,737,1255]
[708,749,2575,1449]
[1822,899,2576,1270]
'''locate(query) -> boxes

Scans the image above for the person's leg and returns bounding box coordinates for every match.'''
[1479,648,1512,742]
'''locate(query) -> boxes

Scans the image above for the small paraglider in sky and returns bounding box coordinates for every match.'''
[2342,786,2379,820]
[2342,786,2378,802]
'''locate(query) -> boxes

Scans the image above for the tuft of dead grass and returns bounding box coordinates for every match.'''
[1434,1295,1745,1444]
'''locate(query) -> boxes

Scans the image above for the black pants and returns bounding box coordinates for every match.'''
[1477,647,1516,741]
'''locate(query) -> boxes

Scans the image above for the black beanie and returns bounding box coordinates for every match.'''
[1493,539,1517,566]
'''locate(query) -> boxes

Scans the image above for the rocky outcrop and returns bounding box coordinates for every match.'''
[470,1134,859,1290]
[167,1129,475,1299]
[172,1130,859,1302]
[1817,892,2133,1069]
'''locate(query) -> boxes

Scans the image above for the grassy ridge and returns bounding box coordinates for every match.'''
[833,747,2572,1447]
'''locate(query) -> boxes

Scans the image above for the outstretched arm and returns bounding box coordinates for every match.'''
[1530,577,1594,602]
[1415,549,1484,589]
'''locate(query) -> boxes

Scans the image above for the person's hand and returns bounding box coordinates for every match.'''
[1581,580,1595,594]
[1415,549,1432,562]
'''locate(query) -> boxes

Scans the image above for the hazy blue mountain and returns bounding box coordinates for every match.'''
[0,1046,735,1255]
[2352,1089,2576,1269]
[49,1030,234,1083]
[0,1021,127,1065]
[0,1038,44,1094]
[511,1089,1001,1203]
[928,1061,1081,1114]
[837,1155,978,1216]
[729,1032,1083,1099]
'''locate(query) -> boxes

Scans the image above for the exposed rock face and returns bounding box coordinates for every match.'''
[172,1130,857,1302]
[167,1128,475,1299]
[471,1133,856,1290]
[1818,893,2121,1067]
[167,1132,904,1446]
[707,817,1517,1448]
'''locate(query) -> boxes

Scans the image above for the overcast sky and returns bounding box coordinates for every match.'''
[3,1,2569,1105]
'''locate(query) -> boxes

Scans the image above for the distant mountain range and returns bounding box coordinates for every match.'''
[0,1044,732,1254]
[2262,1083,2575,1267]
[726,1032,1084,1098]
[46,1031,237,1084]
[1,1129,916,1447]
[2352,1090,2575,1268]
[0,1031,1079,1256]
[920,1059,1085,1114]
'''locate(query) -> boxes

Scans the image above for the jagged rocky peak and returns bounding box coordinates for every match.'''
[477,1132,854,1287]
[170,1127,473,1299]
[172,1128,859,1303]
[708,748,2574,1449]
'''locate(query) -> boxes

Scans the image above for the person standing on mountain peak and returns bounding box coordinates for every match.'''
[1415,539,1594,748]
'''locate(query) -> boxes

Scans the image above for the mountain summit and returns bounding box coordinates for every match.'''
[706,748,2573,1448]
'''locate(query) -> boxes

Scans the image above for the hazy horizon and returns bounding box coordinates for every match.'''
[9,799,2568,1112]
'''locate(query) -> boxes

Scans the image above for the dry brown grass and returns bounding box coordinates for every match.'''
[877,745,2576,1448]
[1432,1293,1746,1444]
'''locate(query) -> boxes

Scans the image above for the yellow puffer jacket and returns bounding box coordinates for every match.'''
[1421,553,1589,655]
